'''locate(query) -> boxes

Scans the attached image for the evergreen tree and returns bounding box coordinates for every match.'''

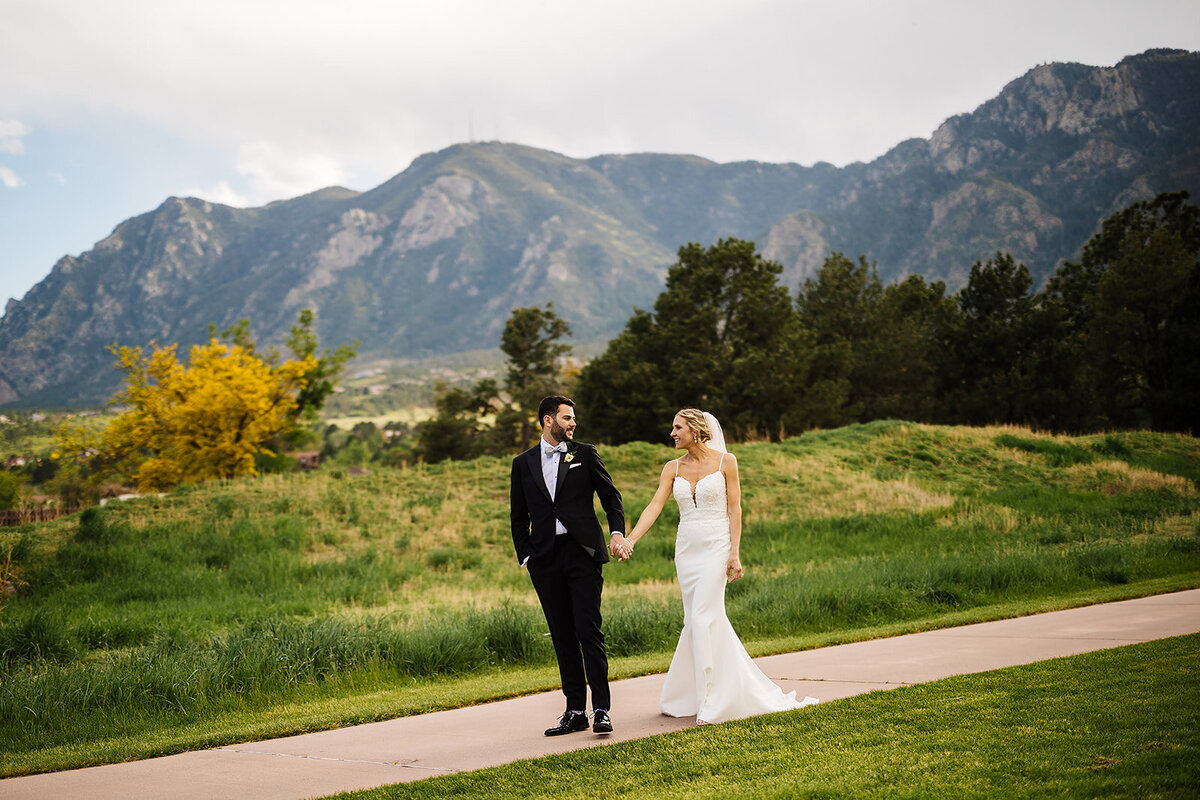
[874,275,956,422]
[1045,190,1200,432]
[416,382,496,463]
[941,253,1039,425]
[574,309,669,444]
[500,305,573,448]
[578,239,802,442]
[417,305,573,459]
[794,255,953,426]
[795,253,881,427]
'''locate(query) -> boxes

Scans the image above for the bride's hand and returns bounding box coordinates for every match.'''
[610,534,633,561]
[726,555,743,582]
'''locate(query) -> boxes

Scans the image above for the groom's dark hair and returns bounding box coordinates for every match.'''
[538,395,575,426]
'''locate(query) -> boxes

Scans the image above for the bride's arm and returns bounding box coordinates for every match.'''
[724,454,744,581]
[618,462,675,551]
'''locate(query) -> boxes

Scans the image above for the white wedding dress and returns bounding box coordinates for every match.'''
[659,453,819,724]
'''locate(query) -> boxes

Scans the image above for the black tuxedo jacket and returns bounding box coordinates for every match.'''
[510,440,625,565]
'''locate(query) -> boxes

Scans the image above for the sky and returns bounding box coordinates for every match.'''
[2,0,1198,309]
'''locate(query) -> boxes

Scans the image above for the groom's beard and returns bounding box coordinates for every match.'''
[550,421,573,442]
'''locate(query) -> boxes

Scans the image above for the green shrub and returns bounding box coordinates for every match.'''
[254,450,298,475]
[0,471,26,511]
[424,547,481,572]
[603,602,680,657]
[388,621,487,677]
[0,610,79,665]
[994,434,1095,467]
[1092,434,1134,458]
[75,507,106,543]
[476,603,551,664]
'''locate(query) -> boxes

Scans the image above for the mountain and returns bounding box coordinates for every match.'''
[2,49,1197,408]
[592,48,1200,289]
[0,147,675,406]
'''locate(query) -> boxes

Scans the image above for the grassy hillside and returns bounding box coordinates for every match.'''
[1,421,1198,776]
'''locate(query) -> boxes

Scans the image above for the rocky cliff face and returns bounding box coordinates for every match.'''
[1,49,1196,407]
[758,49,1200,288]
[0,146,673,406]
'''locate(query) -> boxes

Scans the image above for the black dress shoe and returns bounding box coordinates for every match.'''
[544,711,590,736]
[592,709,613,734]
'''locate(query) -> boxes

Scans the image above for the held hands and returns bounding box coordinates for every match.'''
[726,555,744,582]
[610,533,633,561]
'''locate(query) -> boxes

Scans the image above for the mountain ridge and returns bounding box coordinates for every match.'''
[2,49,1197,407]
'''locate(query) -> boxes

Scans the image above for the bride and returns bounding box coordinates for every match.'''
[610,409,818,724]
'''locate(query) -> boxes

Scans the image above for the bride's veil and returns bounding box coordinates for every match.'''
[702,411,727,453]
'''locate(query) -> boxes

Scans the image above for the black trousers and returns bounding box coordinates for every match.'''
[528,534,610,712]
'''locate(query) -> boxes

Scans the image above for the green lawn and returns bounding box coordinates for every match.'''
[335,634,1200,800]
[1,421,1198,776]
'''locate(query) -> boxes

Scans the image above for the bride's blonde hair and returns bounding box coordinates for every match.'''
[676,408,712,444]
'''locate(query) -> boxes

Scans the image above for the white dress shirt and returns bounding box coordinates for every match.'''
[542,438,569,536]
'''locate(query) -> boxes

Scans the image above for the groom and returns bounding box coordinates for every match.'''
[510,395,625,736]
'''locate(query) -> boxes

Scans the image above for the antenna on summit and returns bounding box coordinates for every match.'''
[468,111,475,143]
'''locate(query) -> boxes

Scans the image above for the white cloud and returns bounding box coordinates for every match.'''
[0,120,30,155]
[172,142,348,208]
[2,0,1193,180]
[47,171,66,184]
[178,179,249,207]
[234,141,350,203]
[0,165,24,188]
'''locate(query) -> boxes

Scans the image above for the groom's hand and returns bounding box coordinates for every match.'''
[609,533,632,561]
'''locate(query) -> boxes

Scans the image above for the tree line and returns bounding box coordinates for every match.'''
[430,190,1198,455]
[575,191,1198,443]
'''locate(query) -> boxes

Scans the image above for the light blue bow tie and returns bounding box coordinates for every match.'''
[544,442,567,456]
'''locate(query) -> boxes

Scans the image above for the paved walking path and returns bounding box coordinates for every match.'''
[3,589,1198,800]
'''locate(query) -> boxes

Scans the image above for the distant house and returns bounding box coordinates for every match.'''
[6,456,26,468]
[290,451,321,470]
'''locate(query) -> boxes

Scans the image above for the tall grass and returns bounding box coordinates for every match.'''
[0,605,558,755]
[0,421,1197,773]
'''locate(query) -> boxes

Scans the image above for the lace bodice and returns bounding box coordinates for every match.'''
[672,456,728,526]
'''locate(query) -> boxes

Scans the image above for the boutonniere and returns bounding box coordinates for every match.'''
[563,451,575,463]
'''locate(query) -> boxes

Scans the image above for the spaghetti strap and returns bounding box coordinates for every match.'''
[674,459,680,478]
[718,452,726,470]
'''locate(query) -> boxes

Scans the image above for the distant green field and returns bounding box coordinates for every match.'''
[323,406,435,430]
[0,411,110,461]
[1,421,1197,776]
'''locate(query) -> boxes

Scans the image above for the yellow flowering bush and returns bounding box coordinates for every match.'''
[60,312,354,491]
